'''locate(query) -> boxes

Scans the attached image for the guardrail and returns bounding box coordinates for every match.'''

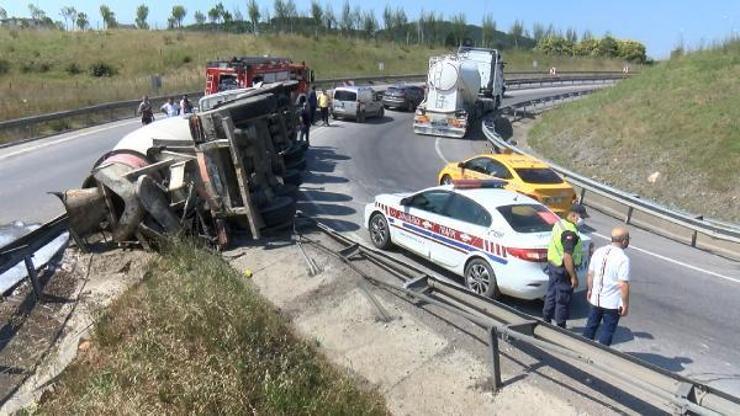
[482,94,740,255]
[0,72,629,148]
[310,217,740,416]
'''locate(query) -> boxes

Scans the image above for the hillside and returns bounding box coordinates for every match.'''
[528,40,740,222]
[0,29,627,121]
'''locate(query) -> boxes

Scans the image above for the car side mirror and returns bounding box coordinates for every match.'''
[400,197,411,206]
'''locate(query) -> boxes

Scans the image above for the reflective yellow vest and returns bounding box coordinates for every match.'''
[547,220,583,267]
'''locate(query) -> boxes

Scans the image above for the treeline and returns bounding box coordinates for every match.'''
[0,2,646,61]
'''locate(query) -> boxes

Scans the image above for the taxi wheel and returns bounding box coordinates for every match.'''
[440,175,453,185]
[464,258,500,299]
[369,213,392,250]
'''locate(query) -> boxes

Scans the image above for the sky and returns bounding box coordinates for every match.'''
[3,0,739,58]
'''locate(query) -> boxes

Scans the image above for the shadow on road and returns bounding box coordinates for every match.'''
[626,352,694,372]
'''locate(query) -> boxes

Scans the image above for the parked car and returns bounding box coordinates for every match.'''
[437,153,577,217]
[382,84,425,111]
[363,180,592,300]
[331,86,385,122]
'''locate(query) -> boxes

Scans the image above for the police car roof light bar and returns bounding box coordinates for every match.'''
[452,179,507,189]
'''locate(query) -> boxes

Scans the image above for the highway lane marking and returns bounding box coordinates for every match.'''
[434,137,450,163]
[592,232,739,284]
[0,118,140,162]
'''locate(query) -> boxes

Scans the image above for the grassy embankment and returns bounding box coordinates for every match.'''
[529,40,740,222]
[34,241,387,415]
[0,29,629,121]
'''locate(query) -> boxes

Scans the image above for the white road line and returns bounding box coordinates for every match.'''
[434,137,450,163]
[591,232,739,284]
[0,119,140,161]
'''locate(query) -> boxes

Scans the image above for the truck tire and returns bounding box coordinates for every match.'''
[286,156,307,171]
[280,169,303,186]
[259,196,296,228]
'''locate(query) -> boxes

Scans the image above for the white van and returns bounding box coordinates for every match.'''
[331,86,384,122]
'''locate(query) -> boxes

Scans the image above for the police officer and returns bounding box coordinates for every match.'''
[542,203,588,328]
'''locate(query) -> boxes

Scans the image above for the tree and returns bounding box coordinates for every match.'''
[75,12,89,31]
[233,8,243,22]
[135,4,149,29]
[352,5,362,32]
[285,0,297,33]
[99,5,117,29]
[60,6,77,31]
[393,7,407,43]
[194,11,206,25]
[597,35,618,57]
[451,13,467,47]
[362,10,377,39]
[209,2,226,24]
[565,27,578,43]
[310,0,322,36]
[273,0,286,31]
[247,0,260,33]
[617,40,646,63]
[536,35,574,55]
[340,1,352,35]
[481,14,496,48]
[582,30,593,41]
[323,3,335,31]
[29,4,47,21]
[382,4,393,40]
[0,7,7,20]
[532,23,545,42]
[509,19,524,48]
[208,7,220,23]
[171,5,187,28]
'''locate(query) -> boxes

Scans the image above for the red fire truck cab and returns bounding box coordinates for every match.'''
[204,56,313,96]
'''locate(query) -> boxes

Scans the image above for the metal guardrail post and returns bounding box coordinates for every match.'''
[625,206,634,224]
[23,255,42,299]
[488,326,502,393]
[579,188,587,204]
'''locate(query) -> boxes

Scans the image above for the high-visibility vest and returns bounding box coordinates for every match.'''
[318,93,329,108]
[547,220,583,267]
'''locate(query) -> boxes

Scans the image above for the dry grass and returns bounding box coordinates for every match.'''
[0,28,628,121]
[528,40,740,222]
[34,241,388,415]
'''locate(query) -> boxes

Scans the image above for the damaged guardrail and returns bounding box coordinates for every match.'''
[0,72,629,147]
[307,217,740,416]
[483,94,740,254]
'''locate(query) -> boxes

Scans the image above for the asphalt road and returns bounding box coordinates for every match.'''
[1,84,739,396]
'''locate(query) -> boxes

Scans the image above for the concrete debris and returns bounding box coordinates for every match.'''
[57,81,307,250]
[647,171,660,183]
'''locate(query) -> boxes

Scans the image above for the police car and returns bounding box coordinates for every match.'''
[363,180,591,300]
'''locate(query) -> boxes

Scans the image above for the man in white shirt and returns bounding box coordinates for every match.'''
[583,227,631,346]
[160,97,180,118]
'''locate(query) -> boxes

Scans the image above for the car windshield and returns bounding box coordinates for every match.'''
[514,168,564,184]
[497,204,560,233]
[334,90,357,101]
[386,87,404,95]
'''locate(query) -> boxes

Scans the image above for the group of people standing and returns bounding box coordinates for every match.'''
[137,95,193,125]
[543,203,632,347]
[298,86,332,146]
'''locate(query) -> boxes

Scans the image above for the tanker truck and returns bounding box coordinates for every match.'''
[413,47,504,139]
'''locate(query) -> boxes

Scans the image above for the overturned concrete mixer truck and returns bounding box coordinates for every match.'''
[413,47,505,139]
[55,81,306,250]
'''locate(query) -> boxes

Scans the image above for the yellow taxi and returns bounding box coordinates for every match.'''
[437,153,577,216]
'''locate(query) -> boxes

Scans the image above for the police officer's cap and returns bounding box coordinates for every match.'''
[569,203,589,218]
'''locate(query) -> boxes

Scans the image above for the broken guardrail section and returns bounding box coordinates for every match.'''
[56,81,307,249]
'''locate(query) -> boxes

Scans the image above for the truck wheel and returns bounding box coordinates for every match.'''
[464,258,500,299]
[260,196,296,228]
[285,157,307,171]
[280,169,302,186]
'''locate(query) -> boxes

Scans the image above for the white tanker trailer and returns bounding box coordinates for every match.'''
[413,47,504,139]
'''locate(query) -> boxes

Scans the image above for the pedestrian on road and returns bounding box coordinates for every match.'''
[299,102,311,146]
[179,95,193,115]
[542,203,588,328]
[160,97,180,118]
[583,227,631,346]
[318,89,331,127]
[137,95,154,125]
[307,86,318,125]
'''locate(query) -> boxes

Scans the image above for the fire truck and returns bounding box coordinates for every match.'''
[204,56,313,96]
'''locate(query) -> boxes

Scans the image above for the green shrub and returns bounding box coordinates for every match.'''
[182,55,192,64]
[89,62,117,77]
[65,63,82,75]
[0,59,9,75]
